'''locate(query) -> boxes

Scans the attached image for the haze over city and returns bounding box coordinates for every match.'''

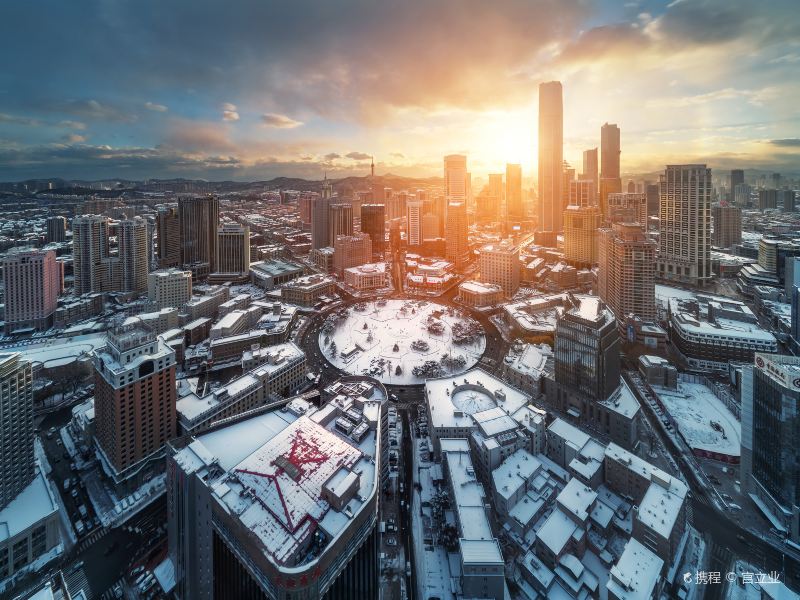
[1,0,799,181]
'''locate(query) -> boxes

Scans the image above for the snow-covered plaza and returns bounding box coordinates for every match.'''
[318,299,486,385]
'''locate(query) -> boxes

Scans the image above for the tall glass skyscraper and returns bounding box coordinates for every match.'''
[744,353,800,543]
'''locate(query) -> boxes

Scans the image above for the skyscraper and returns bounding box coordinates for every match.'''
[156,205,181,269]
[311,195,332,249]
[598,223,657,329]
[178,195,219,280]
[406,200,422,246]
[360,204,385,258]
[563,205,602,268]
[334,232,372,275]
[0,353,34,509]
[554,296,620,401]
[445,201,468,266]
[214,223,251,281]
[118,217,149,294]
[657,164,712,286]
[730,169,745,197]
[72,214,112,294]
[568,179,597,208]
[479,240,519,298]
[711,205,742,249]
[444,155,467,202]
[537,81,563,233]
[328,203,354,243]
[600,123,622,217]
[607,192,647,226]
[93,319,177,483]
[742,353,800,543]
[45,216,67,243]
[2,250,60,334]
[148,269,192,309]
[505,163,523,222]
[582,148,598,192]
[645,183,659,219]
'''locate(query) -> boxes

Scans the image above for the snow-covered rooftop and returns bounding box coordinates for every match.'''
[652,380,740,457]
[537,509,578,556]
[172,402,380,568]
[637,475,685,539]
[598,380,640,420]
[607,538,663,600]
[492,449,541,501]
[503,342,552,379]
[557,478,598,524]
[0,468,57,543]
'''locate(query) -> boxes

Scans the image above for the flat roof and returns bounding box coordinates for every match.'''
[492,449,541,501]
[557,478,598,523]
[536,509,577,556]
[0,469,57,543]
[607,538,663,600]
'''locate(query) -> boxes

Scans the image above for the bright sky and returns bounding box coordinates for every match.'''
[0,0,798,181]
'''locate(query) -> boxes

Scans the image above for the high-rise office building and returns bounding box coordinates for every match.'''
[179,195,219,280]
[582,148,599,192]
[598,223,657,329]
[711,205,742,249]
[406,200,422,246]
[444,155,467,202]
[214,223,251,281]
[45,216,67,243]
[563,205,602,268]
[600,123,622,217]
[148,268,192,309]
[657,164,712,286]
[299,193,313,225]
[167,394,382,599]
[72,214,113,295]
[645,183,659,219]
[479,240,520,298]
[360,204,385,258]
[568,179,597,208]
[118,217,149,294]
[554,296,620,401]
[422,213,440,241]
[445,201,468,266]
[607,192,647,226]
[742,353,800,543]
[0,353,34,509]
[312,195,332,249]
[333,233,372,276]
[537,81,563,233]
[730,169,745,199]
[328,203,354,243]
[2,250,60,334]
[506,163,523,222]
[734,183,752,207]
[93,319,177,483]
[156,205,181,269]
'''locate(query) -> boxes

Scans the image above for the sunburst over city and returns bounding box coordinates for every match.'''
[0,2,799,600]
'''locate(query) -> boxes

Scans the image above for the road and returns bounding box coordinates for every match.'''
[621,363,800,592]
[400,409,417,600]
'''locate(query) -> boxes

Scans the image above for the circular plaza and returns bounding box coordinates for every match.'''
[318,299,486,385]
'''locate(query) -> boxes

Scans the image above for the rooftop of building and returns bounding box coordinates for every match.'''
[504,342,553,379]
[171,398,379,569]
[344,262,386,275]
[441,440,504,566]
[597,380,641,420]
[283,273,335,290]
[0,468,58,543]
[492,448,542,501]
[459,280,502,295]
[425,368,531,431]
[557,478,598,523]
[249,259,304,276]
[606,538,663,600]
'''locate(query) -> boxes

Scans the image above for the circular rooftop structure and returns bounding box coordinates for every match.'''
[450,385,497,414]
[318,299,486,385]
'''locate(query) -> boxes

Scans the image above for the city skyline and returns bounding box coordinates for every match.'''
[1,0,799,181]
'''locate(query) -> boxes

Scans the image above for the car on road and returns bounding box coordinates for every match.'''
[387,537,397,546]
[736,533,747,544]
[70,560,84,573]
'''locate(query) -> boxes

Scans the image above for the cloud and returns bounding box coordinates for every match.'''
[261,113,303,128]
[162,120,236,153]
[220,103,239,121]
[323,153,341,161]
[769,139,800,147]
[390,152,405,158]
[58,120,87,130]
[0,113,41,127]
[345,151,370,160]
[62,133,87,143]
[221,102,237,112]
[55,99,136,122]
[144,101,168,112]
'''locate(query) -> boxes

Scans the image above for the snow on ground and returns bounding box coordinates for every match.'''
[320,299,485,385]
[653,382,741,457]
[2,332,106,367]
